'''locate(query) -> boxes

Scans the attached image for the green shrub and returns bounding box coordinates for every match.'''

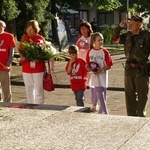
[100,24,127,44]
[100,24,115,44]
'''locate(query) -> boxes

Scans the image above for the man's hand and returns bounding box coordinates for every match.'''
[3,65,12,71]
[119,21,127,28]
[0,62,11,71]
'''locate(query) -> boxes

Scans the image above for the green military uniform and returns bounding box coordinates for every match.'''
[112,25,150,117]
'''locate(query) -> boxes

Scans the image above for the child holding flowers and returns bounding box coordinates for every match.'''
[86,32,113,114]
[19,20,53,104]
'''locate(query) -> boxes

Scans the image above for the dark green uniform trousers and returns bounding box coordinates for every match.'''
[124,76,149,117]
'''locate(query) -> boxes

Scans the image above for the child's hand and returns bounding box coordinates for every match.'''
[93,68,100,74]
[85,64,92,72]
[94,68,104,74]
[69,58,75,64]
[87,68,92,72]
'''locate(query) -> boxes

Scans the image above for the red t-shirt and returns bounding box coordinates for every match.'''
[86,47,113,67]
[20,34,46,73]
[66,58,87,91]
[0,32,15,71]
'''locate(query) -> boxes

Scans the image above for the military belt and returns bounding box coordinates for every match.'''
[126,61,147,68]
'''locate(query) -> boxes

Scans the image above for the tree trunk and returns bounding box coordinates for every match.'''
[51,0,59,44]
[5,19,17,41]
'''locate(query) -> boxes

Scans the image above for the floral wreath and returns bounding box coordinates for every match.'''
[88,61,99,72]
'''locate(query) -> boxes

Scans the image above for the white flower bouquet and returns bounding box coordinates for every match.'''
[19,40,55,61]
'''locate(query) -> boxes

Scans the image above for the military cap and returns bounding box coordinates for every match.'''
[129,15,143,23]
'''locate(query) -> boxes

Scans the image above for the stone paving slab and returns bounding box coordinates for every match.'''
[0,107,150,150]
[120,119,150,150]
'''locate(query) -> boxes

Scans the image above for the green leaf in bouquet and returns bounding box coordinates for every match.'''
[19,41,56,61]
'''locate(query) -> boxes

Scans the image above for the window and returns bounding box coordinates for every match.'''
[97,12,113,25]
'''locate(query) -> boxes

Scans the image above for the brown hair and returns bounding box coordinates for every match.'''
[68,45,78,54]
[24,20,40,33]
[78,21,93,37]
[90,32,104,49]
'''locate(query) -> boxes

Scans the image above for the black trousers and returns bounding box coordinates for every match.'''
[74,90,85,106]
[124,76,149,117]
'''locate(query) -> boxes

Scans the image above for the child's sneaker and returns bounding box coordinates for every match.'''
[90,105,96,112]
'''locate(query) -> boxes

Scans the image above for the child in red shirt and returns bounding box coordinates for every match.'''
[66,45,87,106]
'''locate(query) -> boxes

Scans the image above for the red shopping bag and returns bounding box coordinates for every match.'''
[43,61,55,92]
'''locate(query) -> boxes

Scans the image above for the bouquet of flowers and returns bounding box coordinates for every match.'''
[19,40,55,61]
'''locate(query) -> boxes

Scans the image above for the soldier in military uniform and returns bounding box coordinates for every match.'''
[112,15,150,117]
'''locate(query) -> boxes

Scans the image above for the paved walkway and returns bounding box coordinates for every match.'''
[1,105,150,150]
[1,50,150,149]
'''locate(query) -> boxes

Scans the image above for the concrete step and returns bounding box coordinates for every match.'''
[0,104,150,149]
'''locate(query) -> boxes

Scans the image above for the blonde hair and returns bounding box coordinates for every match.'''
[24,20,40,33]
[0,20,6,28]
[90,32,104,49]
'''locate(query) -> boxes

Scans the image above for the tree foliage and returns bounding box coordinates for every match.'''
[0,0,149,41]
[52,0,121,13]
[0,0,20,22]
[118,0,150,16]
[90,0,121,11]
[15,0,51,40]
[131,0,150,16]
